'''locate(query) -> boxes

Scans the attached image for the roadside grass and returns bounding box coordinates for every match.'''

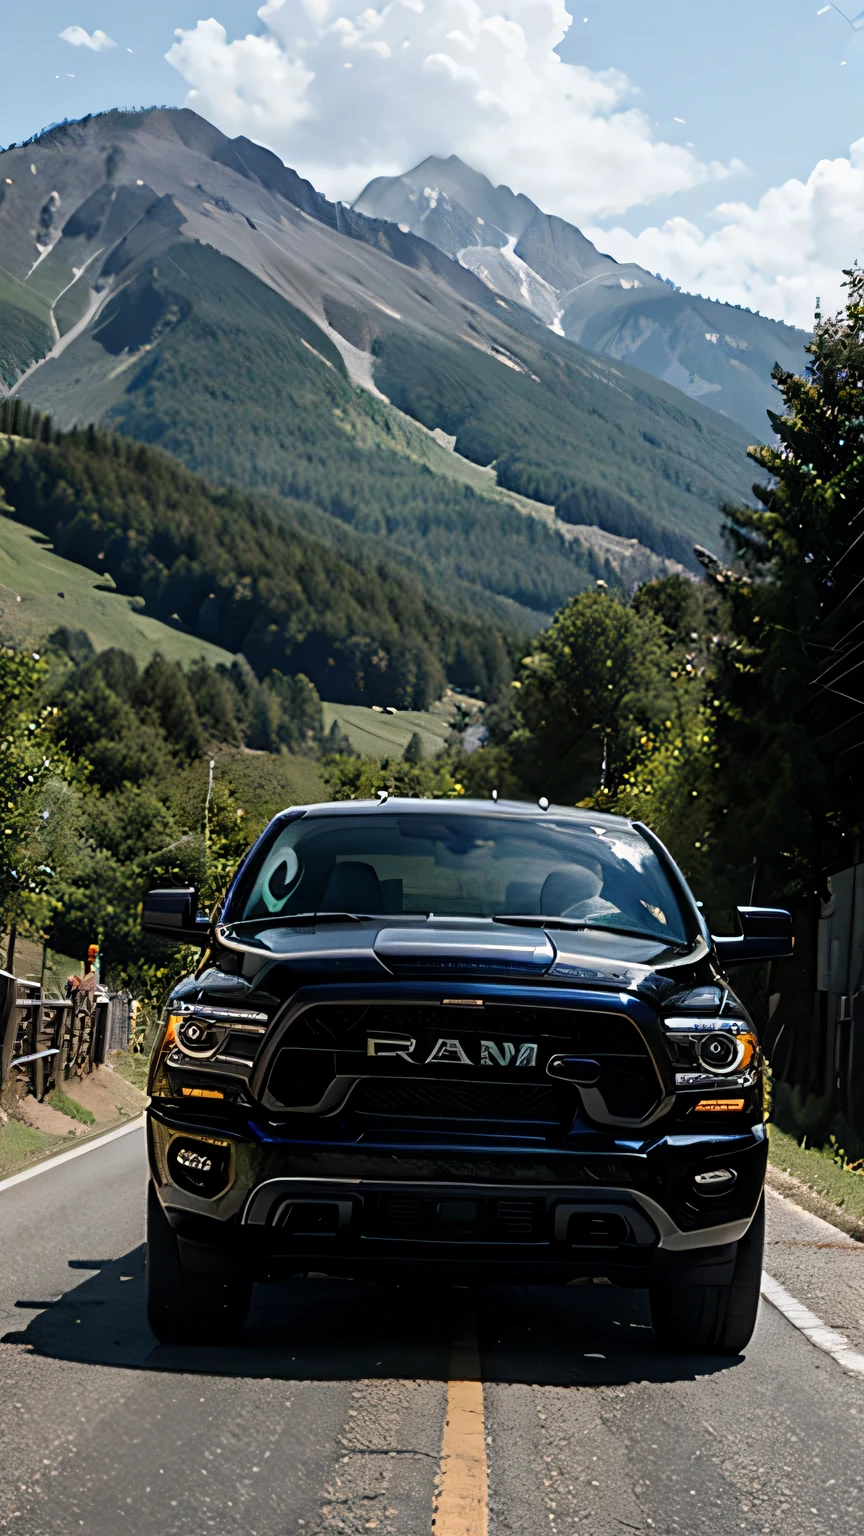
[768,1123,864,1228]
[109,1049,150,1094]
[46,1089,96,1126]
[0,1118,65,1181]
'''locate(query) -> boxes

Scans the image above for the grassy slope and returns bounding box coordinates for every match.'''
[0,1118,64,1180]
[0,425,514,706]
[0,497,236,669]
[768,1124,864,1229]
[321,700,455,758]
[0,267,54,387]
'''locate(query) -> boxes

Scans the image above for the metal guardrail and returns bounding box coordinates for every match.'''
[0,971,111,1105]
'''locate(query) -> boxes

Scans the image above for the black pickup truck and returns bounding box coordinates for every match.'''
[143,797,792,1351]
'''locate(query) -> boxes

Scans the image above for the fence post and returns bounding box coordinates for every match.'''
[92,996,110,1067]
[0,970,16,1094]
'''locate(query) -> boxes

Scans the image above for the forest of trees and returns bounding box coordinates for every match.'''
[0,406,514,709]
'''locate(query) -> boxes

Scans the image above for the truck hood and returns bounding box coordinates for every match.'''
[214,914,686,991]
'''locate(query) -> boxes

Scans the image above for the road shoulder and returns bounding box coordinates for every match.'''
[0,1054,148,1181]
[764,1185,864,1355]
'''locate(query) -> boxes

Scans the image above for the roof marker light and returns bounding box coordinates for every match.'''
[538,797,549,810]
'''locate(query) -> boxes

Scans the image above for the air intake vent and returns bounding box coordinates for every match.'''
[389,956,543,977]
[374,927,554,976]
[495,1198,537,1238]
[366,1192,544,1242]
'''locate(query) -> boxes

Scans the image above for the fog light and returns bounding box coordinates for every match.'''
[694,1168,737,1196]
[167,1136,231,1197]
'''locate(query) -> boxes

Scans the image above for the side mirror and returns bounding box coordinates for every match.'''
[142,887,210,945]
[713,906,794,968]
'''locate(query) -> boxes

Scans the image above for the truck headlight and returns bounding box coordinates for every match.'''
[695,1031,757,1074]
[664,1017,758,1077]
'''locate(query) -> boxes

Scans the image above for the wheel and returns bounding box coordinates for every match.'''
[649,1196,765,1355]
[146,1182,252,1345]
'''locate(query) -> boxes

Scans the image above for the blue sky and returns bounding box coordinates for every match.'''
[4,1,861,216]
[2,2,864,323]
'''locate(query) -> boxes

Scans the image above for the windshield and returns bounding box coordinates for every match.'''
[224,811,690,945]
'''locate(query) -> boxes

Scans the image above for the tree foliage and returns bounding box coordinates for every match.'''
[0,647,76,935]
[505,590,680,804]
[324,752,464,802]
[700,267,864,898]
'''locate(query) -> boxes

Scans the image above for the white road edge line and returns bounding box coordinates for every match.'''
[761,1270,864,1375]
[0,1114,145,1196]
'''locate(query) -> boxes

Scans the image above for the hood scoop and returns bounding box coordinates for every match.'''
[374,926,554,977]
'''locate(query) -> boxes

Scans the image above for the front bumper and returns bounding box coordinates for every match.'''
[147,1106,768,1283]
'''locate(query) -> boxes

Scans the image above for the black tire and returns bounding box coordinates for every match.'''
[146,1182,252,1346]
[649,1196,765,1355]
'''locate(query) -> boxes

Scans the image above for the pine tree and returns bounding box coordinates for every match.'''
[708,266,864,897]
[402,731,425,764]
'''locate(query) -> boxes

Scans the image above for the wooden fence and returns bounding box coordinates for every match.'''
[0,970,111,1106]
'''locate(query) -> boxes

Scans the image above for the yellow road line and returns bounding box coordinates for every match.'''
[432,1317,488,1536]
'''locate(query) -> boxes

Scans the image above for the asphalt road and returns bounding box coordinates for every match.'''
[1,1125,863,1536]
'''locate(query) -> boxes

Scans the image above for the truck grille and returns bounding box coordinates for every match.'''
[265,998,664,1125]
[353,1079,565,1124]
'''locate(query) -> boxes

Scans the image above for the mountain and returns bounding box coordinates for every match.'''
[354,156,809,438]
[0,109,756,640]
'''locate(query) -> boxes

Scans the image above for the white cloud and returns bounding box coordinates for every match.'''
[588,140,864,330]
[59,25,116,51]
[165,0,735,220]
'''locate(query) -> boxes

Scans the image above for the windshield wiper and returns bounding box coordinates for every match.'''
[220,911,368,931]
[492,914,689,948]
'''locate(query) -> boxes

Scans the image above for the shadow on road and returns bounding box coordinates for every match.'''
[2,1245,745,1387]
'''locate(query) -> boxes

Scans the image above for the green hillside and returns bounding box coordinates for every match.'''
[372,318,755,567]
[2,107,760,637]
[0,422,512,708]
[0,466,460,757]
[321,696,464,758]
[18,240,754,581]
[0,503,235,668]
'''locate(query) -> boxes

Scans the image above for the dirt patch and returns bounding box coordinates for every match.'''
[16,1097,85,1137]
[63,1065,146,1124]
